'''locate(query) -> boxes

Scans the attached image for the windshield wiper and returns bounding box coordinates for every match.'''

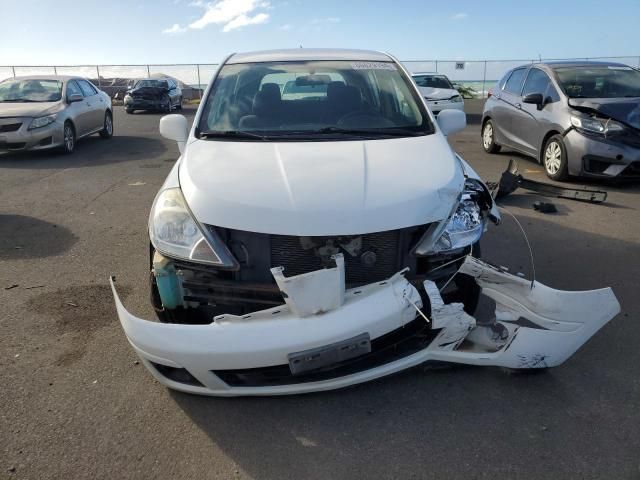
[314,126,424,137]
[0,98,40,103]
[199,130,267,140]
[199,130,263,139]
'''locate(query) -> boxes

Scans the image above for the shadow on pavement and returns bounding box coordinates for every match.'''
[0,214,78,259]
[169,216,640,479]
[0,135,168,169]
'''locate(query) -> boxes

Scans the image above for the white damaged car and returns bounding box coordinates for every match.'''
[111,49,620,396]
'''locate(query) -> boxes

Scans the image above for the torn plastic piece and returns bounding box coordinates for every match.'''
[491,159,608,203]
[271,253,345,318]
[423,256,620,368]
[533,201,558,213]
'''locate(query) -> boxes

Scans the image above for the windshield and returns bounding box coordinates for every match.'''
[0,79,63,103]
[413,75,454,89]
[198,60,433,140]
[554,65,640,98]
[135,80,168,89]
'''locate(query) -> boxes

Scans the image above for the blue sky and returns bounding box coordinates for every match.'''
[1,0,639,65]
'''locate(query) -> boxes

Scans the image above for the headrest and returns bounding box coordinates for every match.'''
[253,83,281,116]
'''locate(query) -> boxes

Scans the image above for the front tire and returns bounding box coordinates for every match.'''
[99,111,113,138]
[482,119,501,153]
[125,107,133,114]
[543,135,568,180]
[60,122,75,154]
[176,96,183,110]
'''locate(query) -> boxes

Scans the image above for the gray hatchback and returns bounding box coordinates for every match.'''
[481,61,640,180]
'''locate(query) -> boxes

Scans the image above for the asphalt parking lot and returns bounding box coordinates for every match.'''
[1,100,639,479]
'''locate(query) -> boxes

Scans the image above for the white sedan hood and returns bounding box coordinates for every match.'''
[417,86,459,100]
[179,134,463,236]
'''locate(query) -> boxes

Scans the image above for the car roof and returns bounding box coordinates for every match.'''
[509,60,634,71]
[227,48,393,64]
[411,72,443,76]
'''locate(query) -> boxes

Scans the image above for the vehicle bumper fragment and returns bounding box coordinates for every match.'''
[111,256,620,396]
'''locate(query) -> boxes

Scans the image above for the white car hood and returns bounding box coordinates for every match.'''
[417,87,459,101]
[179,134,463,236]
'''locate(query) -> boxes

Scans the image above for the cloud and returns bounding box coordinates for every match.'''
[311,17,340,24]
[189,0,270,31]
[162,23,188,35]
[163,0,270,34]
[450,12,468,20]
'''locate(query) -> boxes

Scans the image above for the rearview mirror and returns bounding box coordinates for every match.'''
[437,109,466,136]
[160,114,189,153]
[522,92,544,106]
[68,93,83,103]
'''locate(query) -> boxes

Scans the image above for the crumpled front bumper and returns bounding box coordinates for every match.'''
[111,256,620,396]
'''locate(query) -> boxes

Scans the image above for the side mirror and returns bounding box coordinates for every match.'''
[437,109,466,136]
[160,114,189,153]
[522,92,544,106]
[68,93,83,103]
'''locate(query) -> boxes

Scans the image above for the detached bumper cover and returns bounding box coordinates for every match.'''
[111,257,620,396]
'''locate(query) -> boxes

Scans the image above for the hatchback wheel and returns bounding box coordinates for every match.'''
[100,111,113,139]
[543,135,568,180]
[482,120,501,153]
[61,122,75,154]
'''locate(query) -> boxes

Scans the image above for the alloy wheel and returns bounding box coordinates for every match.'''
[544,141,562,175]
[482,123,493,150]
[64,125,74,152]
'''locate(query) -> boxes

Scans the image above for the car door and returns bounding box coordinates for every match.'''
[77,79,105,132]
[492,67,528,150]
[65,80,93,136]
[514,68,561,156]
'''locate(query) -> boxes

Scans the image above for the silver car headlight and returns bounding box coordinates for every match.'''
[450,95,463,103]
[28,114,57,130]
[149,188,237,268]
[570,113,625,135]
[414,179,486,256]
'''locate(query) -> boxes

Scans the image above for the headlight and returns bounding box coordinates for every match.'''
[570,114,625,135]
[149,188,238,268]
[28,114,56,130]
[450,95,463,103]
[414,179,486,256]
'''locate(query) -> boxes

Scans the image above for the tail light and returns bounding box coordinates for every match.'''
[487,88,493,98]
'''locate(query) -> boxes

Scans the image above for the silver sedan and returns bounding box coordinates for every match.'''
[0,75,113,154]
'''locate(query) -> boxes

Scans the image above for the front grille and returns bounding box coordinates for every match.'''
[270,231,401,285]
[0,142,26,150]
[213,317,436,387]
[0,122,21,133]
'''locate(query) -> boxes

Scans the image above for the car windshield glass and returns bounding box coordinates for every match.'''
[198,60,434,140]
[0,79,63,102]
[135,80,168,89]
[413,75,454,89]
[554,65,640,98]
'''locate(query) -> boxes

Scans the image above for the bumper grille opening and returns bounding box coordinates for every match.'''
[583,155,611,174]
[150,362,204,387]
[213,317,436,387]
[621,161,640,177]
[0,123,22,133]
[38,136,53,146]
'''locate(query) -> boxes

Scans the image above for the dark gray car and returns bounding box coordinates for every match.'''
[481,61,640,180]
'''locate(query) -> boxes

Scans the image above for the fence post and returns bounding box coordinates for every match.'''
[12,66,16,77]
[96,65,101,88]
[638,56,640,69]
[53,66,57,75]
[197,64,202,99]
[435,60,438,72]
[147,65,150,78]
[482,60,487,99]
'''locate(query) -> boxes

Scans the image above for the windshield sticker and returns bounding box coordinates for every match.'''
[351,62,397,71]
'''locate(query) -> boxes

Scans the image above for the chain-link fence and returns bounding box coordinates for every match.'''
[2,56,639,100]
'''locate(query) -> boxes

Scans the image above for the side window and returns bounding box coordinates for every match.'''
[66,80,83,98]
[503,68,527,95]
[522,68,551,96]
[497,71,511,90]
[78,80,97,97]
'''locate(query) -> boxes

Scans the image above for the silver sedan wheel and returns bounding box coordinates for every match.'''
[482,123,493,150]
[105,114,113,135]
[64,125,74,151]
[544,141,562,175]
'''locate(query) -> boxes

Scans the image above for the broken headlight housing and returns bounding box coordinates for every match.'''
[570,113,625,135]
[414,179,486,256]
[149,188,237,268]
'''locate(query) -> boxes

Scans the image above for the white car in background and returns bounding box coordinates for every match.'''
[412,73,464,115]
